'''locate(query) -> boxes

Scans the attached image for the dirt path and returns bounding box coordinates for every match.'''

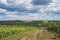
[15,30,58,40]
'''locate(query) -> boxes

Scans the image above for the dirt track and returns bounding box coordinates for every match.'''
[15,30,58,40]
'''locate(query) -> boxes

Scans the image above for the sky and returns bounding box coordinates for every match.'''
[0,0,60,20]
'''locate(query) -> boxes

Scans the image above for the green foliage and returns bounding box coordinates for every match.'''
[0,27,38,39]
[0,20,60,38]
[0,20,59,27]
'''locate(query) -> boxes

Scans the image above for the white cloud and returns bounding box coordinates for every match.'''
[0,0,8,5]
[0,8,7,13]
[0,0,60,20]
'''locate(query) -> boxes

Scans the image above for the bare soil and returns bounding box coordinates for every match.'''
[15,30,59,40]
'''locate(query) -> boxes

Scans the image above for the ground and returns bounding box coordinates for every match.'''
[14,30,60,40]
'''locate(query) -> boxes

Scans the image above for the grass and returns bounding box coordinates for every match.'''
[0,25,60,40]
[0,26,38,40]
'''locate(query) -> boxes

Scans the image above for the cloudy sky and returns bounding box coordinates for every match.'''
[0,0,60,20]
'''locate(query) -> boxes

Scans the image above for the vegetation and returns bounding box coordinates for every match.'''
[0,20,60,32]
[0,26,38,40]
[0,20,60,40]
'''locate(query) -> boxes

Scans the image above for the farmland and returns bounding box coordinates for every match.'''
[0,20,60,40]
[0,26,39,40]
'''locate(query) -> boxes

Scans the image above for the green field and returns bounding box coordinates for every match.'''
[0,26,39,40]
[0,20,60,40]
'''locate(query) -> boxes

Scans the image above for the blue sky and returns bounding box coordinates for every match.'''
[0,0,60,20]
